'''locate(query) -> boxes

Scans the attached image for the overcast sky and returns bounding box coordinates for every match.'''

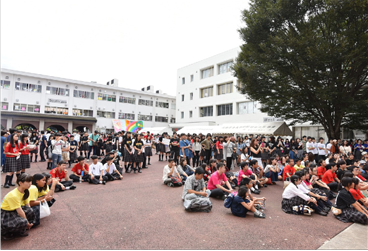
[1,0,250,96]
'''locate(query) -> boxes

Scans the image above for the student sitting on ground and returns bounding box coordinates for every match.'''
[249,160,268,189]
[102,156,123,181]
[89,155,107,184]
[334,177,368,225]
[209,159,217,173]
[295,170,331,216]
[101,151,122,174]
[69,156,90,182]
[264,157,280,185]
[294,158,305,172]
[238,162,261,194]
[1,173,35,240]
[40,173,57,207]
[282,159,296,182]
[162,158,182,187]
[203,163,211,183]
[349,178,368,208]
[308,164,336,199]
[177,157,195,181]
[207,162,233,199]
[220,159,238,188]
[239,177,266,209]
[281,175,320,215]
[182,167,212,212]
[230,186,265,218]
[321,163,340,192]
[49,161,76,192]
[317,159,327,179]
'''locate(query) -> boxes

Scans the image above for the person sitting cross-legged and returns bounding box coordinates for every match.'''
[103,156,123,181]
[49,161,76,192]
[89,155,107,184]
[207,162,233,200]
[230,186,265,219]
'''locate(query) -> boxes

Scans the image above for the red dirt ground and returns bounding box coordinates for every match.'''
[1,154,350,249]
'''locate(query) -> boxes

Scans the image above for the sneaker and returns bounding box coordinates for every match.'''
[86,159,90,162]
[254,212,266,218]
[138,170,142,173]
[3,184,9,188]
[69,185,77,190]
[134,170,137,174]
[9,183,16,186]
[318,211,328,216]
[103,181,106,185]
[167,182,174,187]
[18,231,29,237]
[255,204,262,210]
[253,189,261,194]
[263,184,268,187]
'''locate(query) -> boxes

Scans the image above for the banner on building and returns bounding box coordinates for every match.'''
[112,119,143,133]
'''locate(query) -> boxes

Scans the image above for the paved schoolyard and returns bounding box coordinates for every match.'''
[1,154,351,250]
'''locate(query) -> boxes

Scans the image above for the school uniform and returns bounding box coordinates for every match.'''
[3,143,21,173]
[231,195,250,218]
[335,189,368,224]
[123,138,133,163]
[29,135,39,154]
[105,137,114,153]
[79,136,89,151]
[102,163,121,181]
[133,140,144,163]
[282,183,316,214]
[1,188,36,237]
[89,162,108,182]
[145,139,153,157]
[19,142,31,169]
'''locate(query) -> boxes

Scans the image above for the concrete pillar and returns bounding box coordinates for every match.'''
[68,121,73,132]
[6,117,12,129]
[39,119,45,131]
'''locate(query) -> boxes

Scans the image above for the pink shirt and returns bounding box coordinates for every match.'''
[207,171,228,190]
[238,169,253,185]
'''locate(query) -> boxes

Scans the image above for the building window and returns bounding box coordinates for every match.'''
[171,103,176,109]
[72,109,93,116]
[200,86,213,98]
[170,118,176,123]
[237,101,261,114]
[182,77,185,85]
[201,67,214,79]
[46,86,69,96]
[73,90,94,99]
[97,111,115,118]
[200,106,213,117]
[181,95,184,101]
[217,82,233,95]
[138,114,152,121]
[138,99,153,106]
[15,82,42,93]
[2,102,8,110]
[217,103,233,116]
[98,93,116,102]
[13,103,40,113]
[156,101,169,108]
[191,75,194,82]
[119,96,136,104]
[190,93,193,100]
[189,111,193,118]
[118,113,135,120]
[45,106,69,115]
[218,61,233,74]
[1,80,10,89]
[181,112,184,119]
[155,116,168,122]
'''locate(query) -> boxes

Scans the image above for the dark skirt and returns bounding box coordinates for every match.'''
[124,149,133,162]
[70,151,77,162]
[134,151,144,163]
[1,206,35,236]
[3,157,22,173]
[20,155,31,169]
[200,149,206,157]
[281,196,307,214]
[261,150,270,160]
[216,149,224,160]
[30,146,38,154]
[335,207,368,224]
[80,142,89,151]
[157,144,165,153]
[145,147,152,157]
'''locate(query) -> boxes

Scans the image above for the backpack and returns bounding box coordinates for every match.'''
[169,176,182,187]
[224,193,234,208]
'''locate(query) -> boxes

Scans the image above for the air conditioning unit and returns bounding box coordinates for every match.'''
[112,109,115,111]
[113,92,115,94]
[99,90,101,92]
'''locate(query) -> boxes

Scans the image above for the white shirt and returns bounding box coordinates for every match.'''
[282,183,311,201]
[103,163,116,175]
[306,142,314,153]
[162,164,179,182]
[73,133,80,143]
[245,139,250,147]
[51,140,63,155]
[119,136,123,144]
[297,182,310,194]
[264,164,276,174]
[241,153,248,162]
[141,139,146,153]
[312,142,319,155]
[89,162,105,176]
[340,146,351,155]
[192,142,201,151]
[317,143,326,156]
[326,143,332,154]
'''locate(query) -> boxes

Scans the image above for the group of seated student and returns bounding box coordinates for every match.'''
[177,157,195,182]
[238,160,269,194]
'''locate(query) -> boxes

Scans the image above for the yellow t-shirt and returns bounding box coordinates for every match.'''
[1,188,29,211]
[28,185,39,201]
[38,186,49,197]
[294,164,305,171]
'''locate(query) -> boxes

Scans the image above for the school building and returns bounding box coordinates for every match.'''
[0,68,176,133]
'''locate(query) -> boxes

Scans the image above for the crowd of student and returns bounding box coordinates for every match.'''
[1,129,368,240]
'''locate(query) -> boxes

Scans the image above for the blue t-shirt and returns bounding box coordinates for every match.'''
[231,195,250,218]
[1,136,6,154]
[179,140,190,156]
[40,135,47,147]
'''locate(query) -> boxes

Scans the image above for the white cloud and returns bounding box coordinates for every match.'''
[1,0,249,95]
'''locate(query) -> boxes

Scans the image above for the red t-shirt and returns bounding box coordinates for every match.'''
[4,142,20,158]
[358,174,366,181]
[349,188,364,200]
[238,169,253,185]
[207,171,228,190]
[50,168,66,181]
[322,169,337,184]
[283,165,295,181]
[317,166,326,179]
[19,142,30,155]
[216,141,223,150]
[71,163,89,175]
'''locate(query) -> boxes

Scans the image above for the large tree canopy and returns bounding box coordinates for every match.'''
[233,0,368,139]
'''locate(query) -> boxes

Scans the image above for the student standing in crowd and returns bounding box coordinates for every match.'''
[19,134,31,175]
[69,135,78,166]
[144,134,153,165]
[39,131,47,162]
[61,136,70,167]
[192,136,202,167]
[87,131,99,160]
[1,173,35,240]
[51,133,63,170]
[133,134,144,173]
[216,136,224,163]
[201,134,213,164]
[79,132,89,158]
[179,133,191,164]
[170,133,180,165]
[29,132,39,163]
[158,133,166,162]
[3,133,22,188]
[123,132,133,173]
[249,138,264,169]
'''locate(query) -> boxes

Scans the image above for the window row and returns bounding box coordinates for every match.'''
[155,101,169,109]
[138,99,153,106]
[118,113,135,120]
[98,93,116,102]
[44,106,69,115]
[155,116,168,122]
[13,103,40,113]
[119,96,136,104]
[97,111,115,118]
[15,82,42,93]
[73,90,94,99]
[72,109,93,117]
[1,80,10,89]
[46,86,70,96]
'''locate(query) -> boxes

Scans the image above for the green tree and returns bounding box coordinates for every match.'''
[233,0,368,139]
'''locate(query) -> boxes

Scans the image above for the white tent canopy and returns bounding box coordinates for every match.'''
[176,126,216,135]
[140,127,172,135]
[213,122,293,136]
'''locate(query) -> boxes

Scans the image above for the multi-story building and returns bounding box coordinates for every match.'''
[175,47,274,130]
[0,69,176,133]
